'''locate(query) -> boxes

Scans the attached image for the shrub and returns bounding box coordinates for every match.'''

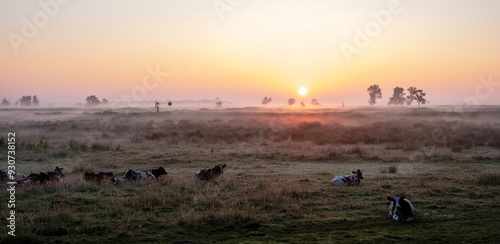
[388,165,398,173]
[477,173,500,186]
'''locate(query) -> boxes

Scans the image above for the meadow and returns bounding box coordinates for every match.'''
[1,106,500,243]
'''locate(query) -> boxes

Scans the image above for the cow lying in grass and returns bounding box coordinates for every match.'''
[17,166,65,185]
[195,164,226,180]
[147,167,167,179]
[123,169,156,181]
[387,195,417,222]
[330,169,364,186]
[84,172,119,184]
[1,169,26,181]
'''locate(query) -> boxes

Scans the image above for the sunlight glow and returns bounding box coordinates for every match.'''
[299,87,308,96]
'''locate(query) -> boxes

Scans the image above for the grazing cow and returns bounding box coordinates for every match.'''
[123,169,156,181]
[99,172,119,184]
[147,167,167,179]
[195,164,226,180]
[387,195,417,222]
[1,169,26,181]
[330,169,364,186]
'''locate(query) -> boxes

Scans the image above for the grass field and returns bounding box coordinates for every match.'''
[1,106,500,243]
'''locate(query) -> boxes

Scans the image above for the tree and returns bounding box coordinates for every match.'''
[32,95,40,106]
[102,98,109,104]
[215,97,222,108]
[19,96,32,106]
[300,101,306,108]
[288,98,296,106]
[311,99,320,106]
[406,87,428,107]
[367,85,382,105]
[86,95,100,107]
[388,86,406,105]
[261,96,272,105]
[1,98,10,106]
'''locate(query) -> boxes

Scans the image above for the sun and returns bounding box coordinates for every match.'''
[298,87,308,96]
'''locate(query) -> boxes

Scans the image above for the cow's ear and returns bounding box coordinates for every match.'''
[401,195,405,199]
[387,197,394,201]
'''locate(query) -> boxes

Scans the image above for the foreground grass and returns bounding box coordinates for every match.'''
[1,160,499,243]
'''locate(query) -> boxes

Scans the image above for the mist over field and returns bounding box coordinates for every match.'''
[1,106,500,242]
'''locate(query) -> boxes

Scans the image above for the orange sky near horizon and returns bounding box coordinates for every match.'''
[1,0,500,106]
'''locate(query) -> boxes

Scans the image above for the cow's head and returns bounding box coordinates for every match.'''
[352,169,363,179]
[387,195,406,212]
[217,164,226,173]
[55,166,65,177]
[156,167,167,175]
[123,169,134,179]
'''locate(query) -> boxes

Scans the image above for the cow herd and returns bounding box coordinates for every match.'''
[2,165,416,222]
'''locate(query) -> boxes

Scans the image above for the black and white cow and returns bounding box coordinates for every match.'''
[195,164,226,180]
[147,167,167,179]
[1,169,26,181]
[387,195,417,222]
[330,169,364,186]
[123,169,156,181]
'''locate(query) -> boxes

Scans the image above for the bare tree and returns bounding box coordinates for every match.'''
[1,98,10,106]
[388,86,406,105]
[367,85,382,106]
[311,99,320,106]
[86,95,100,107]
[262,96,272,105]
[406,87,427,107]
[288,98,296,106]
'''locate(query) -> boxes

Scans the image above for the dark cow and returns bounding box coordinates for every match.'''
[83,172,119,184]
[387,195,417,222]
[123,169,156,181]
[147,167,167,179]
[84,172,103,182]
[99,172,119,184]
[331,169,364,186]
[195,164,226,180]
[22,172,60,184]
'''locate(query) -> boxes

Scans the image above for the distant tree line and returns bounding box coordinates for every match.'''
[367,85,428,107]
[85,95,108,107]
[1,96,40,106]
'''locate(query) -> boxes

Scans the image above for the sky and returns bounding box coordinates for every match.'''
[1,0,500,107]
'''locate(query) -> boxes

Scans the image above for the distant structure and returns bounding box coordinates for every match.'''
[215,97,222,108]
[342,102,344,107]
[155,100,160,113]
[155,100,172,112]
